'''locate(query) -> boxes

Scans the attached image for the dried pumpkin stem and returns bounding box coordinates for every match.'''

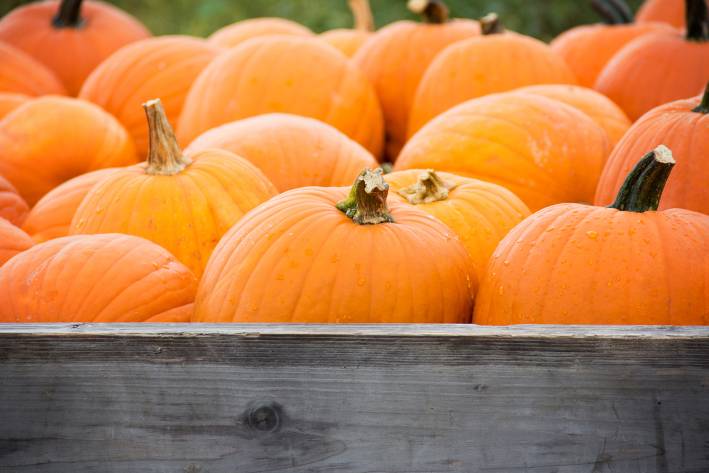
[337,168,394,225]
[608,145,675,213]
[53,0,84,28]
[686,0,709,41]
[692,82,709,113]
[349,0,374,32]
[590,0,633,24]
[407,0,449,24]
[479,13,505,35]
[398,169,455,204]
[143,99,192,176]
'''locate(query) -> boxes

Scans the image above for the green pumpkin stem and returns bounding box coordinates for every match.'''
[692,82,709,113]
[398,169,455,204]
[686,0,709,41]
[143,99,192,176]
[407,0,449,24]
[590,0,633,24]
[53,0,84,28]
[337,168,394,225]
[349,0,374,32]
[479,13,505,35]
[608,145,675,212]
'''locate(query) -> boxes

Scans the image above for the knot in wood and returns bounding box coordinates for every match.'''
[247,403,282,432]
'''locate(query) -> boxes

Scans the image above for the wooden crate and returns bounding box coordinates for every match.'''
[1,323,708,472]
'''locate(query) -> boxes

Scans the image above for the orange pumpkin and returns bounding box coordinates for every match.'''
[351,0,480,160]
[396,92,610,211]
[194,168,476,323]
[0,93,29,119]
[475,145,709,325]
[185,114,379,192]
[0,233,197,322]
[385,169,530,277]
[0,217,33,267]
[208,17,312,49]
[0,0,150,95]
[408,17,577,135]
[0,174,29,227]
[320,0,374,57]
[79,36,221,157]
[637,0,708,27]
[71,99,277,277]
[0,96,137,206]
[595,84,709,214]
[0,42,66,96]
[595,0,709,121]
[22,168,116,243]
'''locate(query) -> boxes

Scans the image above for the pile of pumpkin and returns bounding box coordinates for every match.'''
[0,0,707,325]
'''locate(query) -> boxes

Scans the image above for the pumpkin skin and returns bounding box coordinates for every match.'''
[396,92,610,211]
[0,0,150,95]
[475,146,709,325]
[185,114,379,192]
[22,168,116,243]
[637,0,709,28]
[0,42,66,96]
[385,169,530,278]
[194,169,476,323]
[0,96,137,206]
[208,17,312,49]
[177,36,384,157]
[79,36,221,157]
[0,174,29,226]
[0,93,30,119]
[0,233,197,322]
[0,217,33,267]
[320,0,374,57]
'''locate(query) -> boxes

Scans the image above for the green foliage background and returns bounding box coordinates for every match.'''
[2,0,644,41]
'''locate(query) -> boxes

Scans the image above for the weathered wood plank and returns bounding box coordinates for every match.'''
[1,324,708,472]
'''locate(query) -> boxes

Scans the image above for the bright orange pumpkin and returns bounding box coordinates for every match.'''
[320,0,374,57]
[194,168,476,323]
[0,42,66,96]
[208,17,313,49]
[0,233,197,322]
[177,36,384,157]
[79,36,221,157]
[475,145,709,325]
[0,217,33,267]
[0,93,29,120]
[0,174,29,227]
[71,99,277,277]
[637,0,708,27]
[185,113,379,192]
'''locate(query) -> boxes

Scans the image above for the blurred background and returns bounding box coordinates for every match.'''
[2,0,645,41]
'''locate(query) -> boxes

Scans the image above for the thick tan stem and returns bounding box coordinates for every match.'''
[479,13,505,35]
[349,0,374,32]
[143,99,191,176]
[398,169,455,204]
[407,0,449,24]
[337,169,394,225]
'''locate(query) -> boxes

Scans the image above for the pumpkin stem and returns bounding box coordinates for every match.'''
[53,0,84,28]
[398,169,456,204]
[686,0,709,41]
[143,99,192,176]
[337,168,394,225]
[407,0,449,24]
[349,0,374,32]
[479,13,505,35]
[608,145,675,213]
[692,81,709,113]
[590,0,633,24]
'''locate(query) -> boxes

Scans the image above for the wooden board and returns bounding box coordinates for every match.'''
[1,323,708,472]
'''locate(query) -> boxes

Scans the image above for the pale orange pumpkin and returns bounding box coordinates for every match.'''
[0,42,66,96]
[208,17,313,49]
[0,217,33,267]
[0,93,30,119]
[320,0,374,57]
[0,174,29,227]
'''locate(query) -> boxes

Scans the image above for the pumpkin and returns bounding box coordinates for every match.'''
[385,169,530,278]
[0,174,29,227]
[395,92,610,211]
[320,0,374,57]
[475,145,709,325]
[0,233,197,322]
[71,99,277,277]
[177,36,383,157]
[22,168,116,243]
[208,17,313,49]
[595,83,709,214]
[185,113,379,192]
[0,217,33,267]
[637,0,709,27]
[0,42,66,96]
[0,93,29,120]
[0,96,137,206]
[408,15,577,135]
[351,0,480,160]
[514,84,631,147]
[79,36,220,157]
[595,0,709,121]
[194,168,476,323]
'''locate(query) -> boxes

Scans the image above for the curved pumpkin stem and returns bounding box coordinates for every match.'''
[590,0,633,24]
[407,0,449,24]
[479,13,505,35]
[349,0,374,32]
[143,99,192,176]
[398,169,456,204]
[608,145,675,212]
[686,0,709,41]
[692,81,709,113]
[53,0,84,28]
[337,168,394,224]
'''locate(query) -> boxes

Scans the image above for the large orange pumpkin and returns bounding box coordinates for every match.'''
[351,0,480,160]
[194,168,476,323]
[396,92,610,211]
[595,0,709,121]
[0,217,33,267]
[208,17,312,49]
[0,233,197,322]
[595,84,709,214]
[320,0,374,57]
[385,169,530,278]
[475,145,709,325]
[177,36,384,157]
[79,36,221,157]
[0,42,66,96]
[408,19,577,135]
[185,114,379,192]
[637,0,709,27]
[0,96,137,206]
[0,174,29,227]
[71,99,277,277]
